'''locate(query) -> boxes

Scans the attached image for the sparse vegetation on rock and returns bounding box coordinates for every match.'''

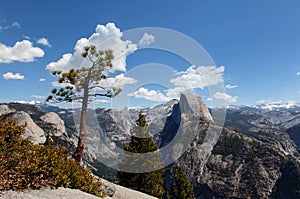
[0,117,105,197]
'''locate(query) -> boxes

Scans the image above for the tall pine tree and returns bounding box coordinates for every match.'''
[46,46,121,164]
[118,112,165,197]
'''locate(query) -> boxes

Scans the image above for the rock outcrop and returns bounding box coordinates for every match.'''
[172,93,219,170]
[1,179,157,199]
[179,92,213,122]
[12,111,46,144]
[40,112,67,137]
[0,104,15,115]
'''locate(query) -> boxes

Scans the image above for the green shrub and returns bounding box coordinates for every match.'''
[0,117,104,197]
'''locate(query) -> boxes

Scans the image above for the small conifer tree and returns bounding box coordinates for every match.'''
[118,112,165,197]
[170,166,195,199]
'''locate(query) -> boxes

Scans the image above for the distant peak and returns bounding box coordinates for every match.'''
[179,92,213,122]
[254,101,299,111]
[180,92,201,99]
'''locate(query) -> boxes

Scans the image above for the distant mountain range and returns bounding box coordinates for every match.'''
[1,94,300,198]
[217,103,300,151]
[227,101,300,111]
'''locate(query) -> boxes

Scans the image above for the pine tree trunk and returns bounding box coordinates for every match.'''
[72,87,89,164]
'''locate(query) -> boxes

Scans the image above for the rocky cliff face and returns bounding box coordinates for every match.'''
[179,92,213,122]
[176,126,290,198]
[1,94,300,199]
[223,106,300,153]
[287,124,300,150]
[158,94,300,198]
[171,93,219,175]
[248,128,298,156]
[221,109,299,157]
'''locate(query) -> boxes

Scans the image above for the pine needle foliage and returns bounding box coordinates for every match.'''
[46,46,121,164]
[170,167,195,199]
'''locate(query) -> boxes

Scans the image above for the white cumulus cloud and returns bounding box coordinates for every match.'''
[31,95,45,99]
[39,78,46,82]
[37,37,52,47]
[226,84,238,89]
[3,72,24,80]
[104,73,137,88]
[126,65,225,102]
[52,73,136,90]
[296,72,300,75]
[46,23,137,72]
[165,86,186,100]
[138,33,155,48]
[128,87,169,102]
[170,65,224,90]
[165,65,224,100]
[51,81,74,88]
[213,92,237,103]
[0,40,45,63]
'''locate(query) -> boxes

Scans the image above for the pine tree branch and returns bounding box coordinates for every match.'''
[88,85,106,90]
[89,93,113,98]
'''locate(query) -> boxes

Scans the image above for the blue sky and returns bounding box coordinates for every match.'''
[0,0,300,108]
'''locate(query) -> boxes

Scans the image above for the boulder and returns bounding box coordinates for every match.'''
[13,111,46,144]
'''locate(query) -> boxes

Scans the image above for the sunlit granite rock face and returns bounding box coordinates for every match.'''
[13,111,46,144]
[179,92,213,122]
[0,104,15,115]
[41,112,67,137]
